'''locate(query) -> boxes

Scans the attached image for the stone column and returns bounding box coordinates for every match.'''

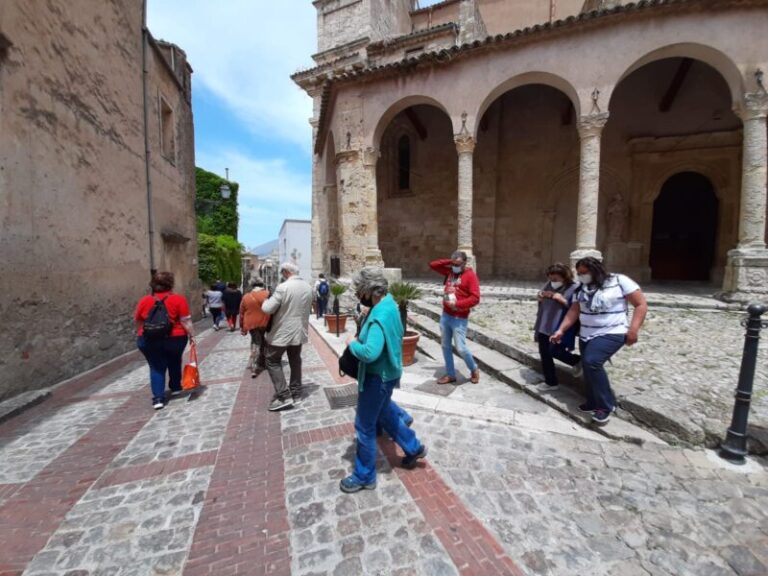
[362,146,384,267]
[334,148,383,276]
[571,113,609,265]
[722,93,768,300]
[455,131,476,265]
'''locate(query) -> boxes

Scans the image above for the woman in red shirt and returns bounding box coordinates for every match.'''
[135,272,195,410]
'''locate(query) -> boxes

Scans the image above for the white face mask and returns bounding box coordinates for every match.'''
[578,274,593,285]
[549,281,563,290]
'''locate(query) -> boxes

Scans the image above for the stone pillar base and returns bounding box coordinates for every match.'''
[569,248,603,268]
[365,247,384,267]
[720,248,768,303]
[382,268,402,285]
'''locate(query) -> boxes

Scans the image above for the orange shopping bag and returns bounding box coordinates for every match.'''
[181,340,201,390]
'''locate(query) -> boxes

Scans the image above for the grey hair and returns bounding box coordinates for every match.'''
[279,262,300,276]
[451,250,467,262]
[352,267,389,298]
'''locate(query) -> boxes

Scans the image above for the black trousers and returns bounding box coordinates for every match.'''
[536,332,580,386]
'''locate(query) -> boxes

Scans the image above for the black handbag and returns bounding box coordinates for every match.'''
[339,346,359,378]
[339,311,368,378]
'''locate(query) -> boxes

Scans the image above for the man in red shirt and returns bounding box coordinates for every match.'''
[429,250,481,384]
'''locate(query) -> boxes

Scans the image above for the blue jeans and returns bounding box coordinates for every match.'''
[353,375,422,484]
[579,334,625,411]
[439,313,477,378]
[316,297,328,319]
[375,402,413,436]
[209,307,223,327]
[137,336,188,401]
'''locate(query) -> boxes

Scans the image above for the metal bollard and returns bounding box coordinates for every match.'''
[719,303,767,464]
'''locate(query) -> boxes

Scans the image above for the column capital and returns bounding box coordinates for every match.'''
[734,92,768,122]
[577,112,610,138]
[334,149,359,165]
[454,133,476,155]
[362,146,379,168]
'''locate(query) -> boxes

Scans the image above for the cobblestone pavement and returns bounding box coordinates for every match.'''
[0,323,766,575]
[464,299,768,445]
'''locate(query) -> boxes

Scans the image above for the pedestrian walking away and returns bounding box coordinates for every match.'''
[205,284,224,330]
[135,271,195,410]
[222,282,243,332]
[429,250,481,385]
[551,257,648,424]
[240,278,271,378]
[534,263,581,392]
[262,262,313,411]
[340,267,427,493]
[314,273,330,320]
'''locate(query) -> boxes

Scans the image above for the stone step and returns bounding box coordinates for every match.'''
[407,309,667,447]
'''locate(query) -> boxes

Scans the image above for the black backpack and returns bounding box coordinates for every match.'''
[143,295,173,340]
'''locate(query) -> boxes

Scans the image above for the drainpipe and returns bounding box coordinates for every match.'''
[141,0,156,277]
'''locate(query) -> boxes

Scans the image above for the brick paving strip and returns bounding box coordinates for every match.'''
[93,450,218,489]
[305,325,528,575]
[182,371,291,576]
[378,441,525,576]
[0,330,226,576]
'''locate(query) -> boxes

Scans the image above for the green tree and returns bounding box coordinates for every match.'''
[195,167,239,238]
[198,233,243,286]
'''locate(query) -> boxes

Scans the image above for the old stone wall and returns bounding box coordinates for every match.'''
[377,105,458,277]
[0,1,196,401]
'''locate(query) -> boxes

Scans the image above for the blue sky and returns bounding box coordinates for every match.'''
[147,1,446,250]
[147,1,316,250]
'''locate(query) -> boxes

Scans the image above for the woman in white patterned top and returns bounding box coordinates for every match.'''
[551,257,648,424]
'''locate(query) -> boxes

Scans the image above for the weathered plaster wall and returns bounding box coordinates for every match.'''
[0,1,196,401]
[477,0,584,35]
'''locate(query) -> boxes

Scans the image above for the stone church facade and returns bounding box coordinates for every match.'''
[293,0,768,301]
[0,1,197,400]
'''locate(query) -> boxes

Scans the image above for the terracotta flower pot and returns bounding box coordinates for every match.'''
[402,330,420,367]
[324,314,349,334]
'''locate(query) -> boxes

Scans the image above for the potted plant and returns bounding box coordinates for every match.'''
[325,283,349,336]
[389,281,422,366]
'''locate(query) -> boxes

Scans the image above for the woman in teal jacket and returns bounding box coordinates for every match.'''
[340,267,427,493]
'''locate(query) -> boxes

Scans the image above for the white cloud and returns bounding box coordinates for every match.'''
[148,0,316,149]
[196,148,311,247]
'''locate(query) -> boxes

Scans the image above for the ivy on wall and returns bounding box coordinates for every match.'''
[195,167,242,284]
[195,167,239,238]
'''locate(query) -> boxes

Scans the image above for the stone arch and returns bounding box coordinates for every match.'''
[473,71,581,139]
[610,43,744,109]
[372,95,451,150]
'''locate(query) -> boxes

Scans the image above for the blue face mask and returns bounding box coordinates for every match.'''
[451,265,463,274]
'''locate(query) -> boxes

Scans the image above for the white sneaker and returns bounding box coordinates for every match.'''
[536,382,559,392]
[153,400,164,410]
[572,361,583,379]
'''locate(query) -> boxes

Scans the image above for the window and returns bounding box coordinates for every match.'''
[159,96,176,163]
[397,134,411,191]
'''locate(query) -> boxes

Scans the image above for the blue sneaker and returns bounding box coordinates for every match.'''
[403,415,414,428]
[339,476,376,493]
[592,409,612,424]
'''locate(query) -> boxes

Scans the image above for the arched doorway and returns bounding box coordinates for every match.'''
[650,172,718,281]
[474,83,579,278]
[376,104,456,277]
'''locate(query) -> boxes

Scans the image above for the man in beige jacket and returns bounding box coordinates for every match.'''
[262,262,313,411]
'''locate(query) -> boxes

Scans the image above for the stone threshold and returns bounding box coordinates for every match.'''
[408,301,768,453]
[309,314,648,444]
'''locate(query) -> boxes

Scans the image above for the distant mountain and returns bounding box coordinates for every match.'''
[250,239,278,257]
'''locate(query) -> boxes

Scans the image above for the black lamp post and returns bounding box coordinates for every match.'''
[720,303,767,464]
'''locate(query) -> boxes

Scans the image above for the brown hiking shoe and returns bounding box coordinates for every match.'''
[437,375,457,385]
[470,369,480,384]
